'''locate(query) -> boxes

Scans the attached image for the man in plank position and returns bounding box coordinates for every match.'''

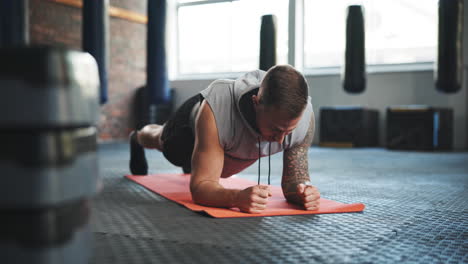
[129,65,320,214]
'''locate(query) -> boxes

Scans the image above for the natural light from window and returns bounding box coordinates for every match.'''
[177,0,438,75]
[177,0,288,75]
[304,0,438,68]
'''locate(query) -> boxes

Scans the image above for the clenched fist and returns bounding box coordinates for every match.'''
[296,184,320,210]
[235,185,272,214]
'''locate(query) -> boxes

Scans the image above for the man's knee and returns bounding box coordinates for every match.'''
[141,124,161,133]
[138,125,164,150]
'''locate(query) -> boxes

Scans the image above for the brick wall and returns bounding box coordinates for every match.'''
[111,0,146,14]
[29,0,147,141]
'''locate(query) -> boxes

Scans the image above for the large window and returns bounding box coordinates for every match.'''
[175,0,438,76]
[304,0,438,68]
[177,0,288,75]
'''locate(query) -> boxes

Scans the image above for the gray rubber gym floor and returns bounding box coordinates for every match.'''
[92,142,468,264]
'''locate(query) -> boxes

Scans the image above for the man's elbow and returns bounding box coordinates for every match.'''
[190,190,203,205]
[190,182,211,206]
[190,183,202,204]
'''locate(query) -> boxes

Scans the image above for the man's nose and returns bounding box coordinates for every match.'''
[274,133,286,144]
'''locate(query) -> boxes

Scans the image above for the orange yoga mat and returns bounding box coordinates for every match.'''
[125,174,365,218]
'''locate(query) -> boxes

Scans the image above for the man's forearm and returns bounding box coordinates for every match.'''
[281,111,315,205]
[191,181,240,208]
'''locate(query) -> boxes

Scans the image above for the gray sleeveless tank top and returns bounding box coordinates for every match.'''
[197,70,314,178]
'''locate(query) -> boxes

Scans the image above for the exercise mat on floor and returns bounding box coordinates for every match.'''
[125,174,365,218]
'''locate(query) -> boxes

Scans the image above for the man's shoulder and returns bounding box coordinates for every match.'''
[200,79,234,97]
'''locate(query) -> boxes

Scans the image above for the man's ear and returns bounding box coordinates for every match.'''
[252,95,260,106]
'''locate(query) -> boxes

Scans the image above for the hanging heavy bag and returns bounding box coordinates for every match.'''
[435,0,464,94]
[343,5,366,94]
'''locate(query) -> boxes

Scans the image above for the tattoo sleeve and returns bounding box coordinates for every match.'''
[282,112,315,205]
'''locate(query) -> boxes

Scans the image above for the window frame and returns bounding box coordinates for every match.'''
[171,0,435,80]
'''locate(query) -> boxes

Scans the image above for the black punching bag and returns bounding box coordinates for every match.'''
[435,0,464,94]
[82,0,109,104]
[147,0,171,124]
[343,5,366,94]
[259,14,277,71]
[0,0,29,47]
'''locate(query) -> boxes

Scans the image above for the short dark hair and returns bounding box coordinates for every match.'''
[260,65,308,118]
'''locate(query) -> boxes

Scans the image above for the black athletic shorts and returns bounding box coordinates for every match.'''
[161,93,204,171]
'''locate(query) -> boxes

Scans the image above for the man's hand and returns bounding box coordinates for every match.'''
[296,184,320,210]
[235,185,272,214]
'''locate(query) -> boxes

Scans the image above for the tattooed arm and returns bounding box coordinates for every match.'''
[281,111,320,210]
